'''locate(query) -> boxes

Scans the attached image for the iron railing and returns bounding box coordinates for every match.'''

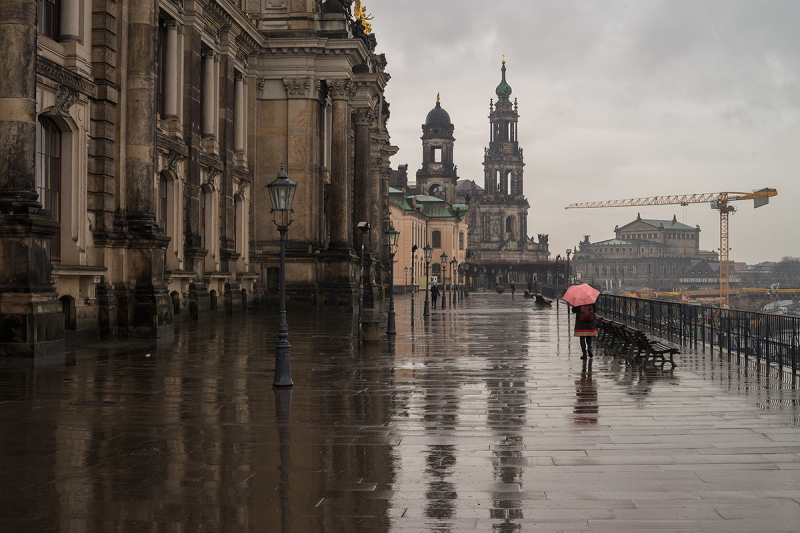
[597,295,800,376]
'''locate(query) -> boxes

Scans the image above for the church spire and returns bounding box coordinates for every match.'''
[495,58,512,103]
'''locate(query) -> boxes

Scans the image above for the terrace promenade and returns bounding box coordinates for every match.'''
[1,292,800,532]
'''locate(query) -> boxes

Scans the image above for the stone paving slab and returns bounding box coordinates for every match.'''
[1,292,799,532]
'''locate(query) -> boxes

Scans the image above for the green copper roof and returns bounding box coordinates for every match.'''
[495,61,512,102]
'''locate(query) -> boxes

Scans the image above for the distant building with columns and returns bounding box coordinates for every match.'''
[0,1,398,356]
[572,213,718,290]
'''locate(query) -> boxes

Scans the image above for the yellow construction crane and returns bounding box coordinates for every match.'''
[566,188,778,307]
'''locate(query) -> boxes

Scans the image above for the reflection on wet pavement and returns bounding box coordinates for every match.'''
[1,292,800,531]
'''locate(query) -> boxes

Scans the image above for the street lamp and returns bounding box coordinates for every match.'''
[440,252,448,309]
[385,222,400,336]
[357,221,370,347]
[266,163,297,388]
[555,254,561,309]
[423,244,432,317]
[566,248,572,286]
[411,244,418,313]
[450,258,458,304]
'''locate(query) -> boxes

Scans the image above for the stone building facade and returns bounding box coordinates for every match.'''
[572,213,718,291]
[0,0,396,356]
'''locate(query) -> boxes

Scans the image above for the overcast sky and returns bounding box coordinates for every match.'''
[368,0,799,264]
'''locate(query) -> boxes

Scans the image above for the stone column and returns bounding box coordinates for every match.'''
[202,50,216,139]
[0,0,64,357]
[122,0,172,337]
[59,0,81,42]
[327,79,354,250]
[352,106,374,251]
[234,74,244,154]
[163,20,179,119]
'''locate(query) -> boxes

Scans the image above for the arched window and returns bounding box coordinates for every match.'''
[37,0,60,40]
[431,230,441,248]
[158,174,168,234]
[595,267,600,275]
[505,217,514,233]
[200,188,207,248]
[628,267,634,276]
[234,196,241,252]
[36,117,62,261]
[602,267,607,275]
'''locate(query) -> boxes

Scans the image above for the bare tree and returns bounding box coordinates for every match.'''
[776,256,800,287]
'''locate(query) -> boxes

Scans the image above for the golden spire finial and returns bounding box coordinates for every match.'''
[436,92,440,104]
[502,54,506,64]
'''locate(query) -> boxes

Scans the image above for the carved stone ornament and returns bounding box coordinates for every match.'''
[326,79,356,101]
[236,180,251,199]
[370,156,383,170]
[351,107,375,127]
[283,78,313,99]
[204,168,220,191]
[54,85,78,117]
[167,150,183,172]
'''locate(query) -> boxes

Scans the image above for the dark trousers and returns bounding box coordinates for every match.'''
[432,294,438,306]
[580,336,593,355]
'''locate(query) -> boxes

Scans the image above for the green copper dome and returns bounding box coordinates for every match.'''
[495,61,512,103]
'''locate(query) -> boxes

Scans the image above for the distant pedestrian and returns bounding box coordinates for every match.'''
[431,284,440,307]
[527,281,533,294]
[510,282,516,297]
[572,303,597,359]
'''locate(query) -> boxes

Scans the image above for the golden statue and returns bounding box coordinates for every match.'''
[354,0,374,35]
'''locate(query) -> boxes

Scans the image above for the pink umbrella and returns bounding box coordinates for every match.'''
[562,283,600,307]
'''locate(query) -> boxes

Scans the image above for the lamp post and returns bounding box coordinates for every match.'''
[357,221,370,348]
[566,248,572,286]
[411,244,418,312]
[440,252,448,309]
[451,258,458,304]
[266,164,297,388]
[423,244,432,317]
[555,254,561,309]
[385,222,400,336]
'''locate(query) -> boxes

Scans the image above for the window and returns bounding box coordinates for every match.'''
[628,267,634,276]
[431,230,441,248]
[432,264,441,277]
[157,20,167,117]
[36,117,62,261]
[595,267,600,275]
[158,174,168,235]
[459,232,464,250]
[234,196,242,252]
[602,267,607,275]
[200,189,207,248]
[506,217,513,233]
[37,0,60,40]
[433,147,442,163]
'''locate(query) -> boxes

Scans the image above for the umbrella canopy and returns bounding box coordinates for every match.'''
[562,283,600,307]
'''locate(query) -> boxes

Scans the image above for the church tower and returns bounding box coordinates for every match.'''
[485,59,525,199]
[416,95,458,202]
[466,59,548,264]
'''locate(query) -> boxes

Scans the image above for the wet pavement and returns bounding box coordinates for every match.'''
[2,292,800,532]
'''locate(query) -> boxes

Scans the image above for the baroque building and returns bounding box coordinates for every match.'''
[388,96,469,291]
[0,0,396,356]
[572,213,718,291]
[464,60,549,284]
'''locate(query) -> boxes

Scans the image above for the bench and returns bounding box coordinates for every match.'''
[596,316,678,368]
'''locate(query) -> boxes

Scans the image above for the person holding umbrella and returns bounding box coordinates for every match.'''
[563,283,600,359]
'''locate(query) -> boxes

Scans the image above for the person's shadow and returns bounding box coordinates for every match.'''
[573,359,598,425]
